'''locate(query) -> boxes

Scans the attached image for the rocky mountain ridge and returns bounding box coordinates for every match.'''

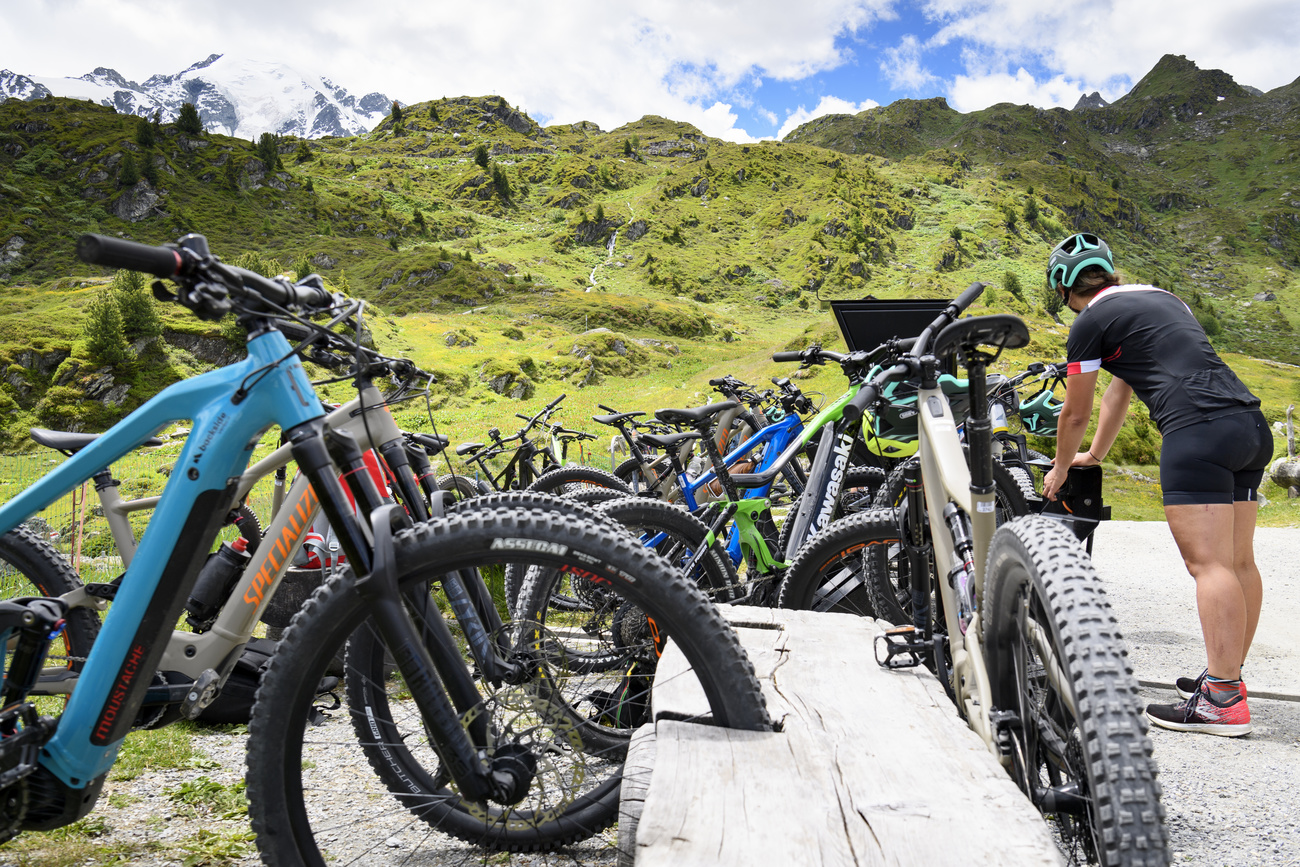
[0,54,396,139]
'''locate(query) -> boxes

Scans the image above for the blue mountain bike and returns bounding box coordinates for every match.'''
[0,233,770,862]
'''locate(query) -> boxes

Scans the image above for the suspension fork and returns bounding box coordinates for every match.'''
[293,422,508,801]
[360,506,501,802]
[901,460,933,640]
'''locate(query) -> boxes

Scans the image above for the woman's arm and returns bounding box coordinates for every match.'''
[1043,369,1098,500]
[1086,376,1133,461]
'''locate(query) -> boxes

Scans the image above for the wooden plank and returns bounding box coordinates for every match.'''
[617,724,657,867]
[650,618,789,724]
[631,607,1063,866]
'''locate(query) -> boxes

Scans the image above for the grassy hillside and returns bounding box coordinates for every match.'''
[1,56,1297,526]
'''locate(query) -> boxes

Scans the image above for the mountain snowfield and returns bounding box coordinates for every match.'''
[0,53,396,139]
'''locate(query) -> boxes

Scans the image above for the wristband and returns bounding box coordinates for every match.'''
[1088,450,1102,462]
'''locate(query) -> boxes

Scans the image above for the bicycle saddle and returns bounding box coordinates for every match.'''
[593,411,645,426]
[931,314,1029,359]
[655,401,739,427]
[636,430,701,451]
[30,427,165,456]
[455,442,484,456]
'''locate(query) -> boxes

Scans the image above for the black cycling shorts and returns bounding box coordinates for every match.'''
[1159,410,1274,506]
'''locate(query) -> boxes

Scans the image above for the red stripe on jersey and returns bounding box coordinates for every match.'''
[1068,359,1101,376]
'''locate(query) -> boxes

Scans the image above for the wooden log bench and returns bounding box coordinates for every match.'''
[619,607,1064,866]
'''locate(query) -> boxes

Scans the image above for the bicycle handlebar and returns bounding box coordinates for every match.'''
[77,233,183,278]
[77,232,337,316]
[842,282,986,423]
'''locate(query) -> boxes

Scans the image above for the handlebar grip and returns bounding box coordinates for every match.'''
[772,351,804,363]
[951,282,987,314]
[77,233,182,278]
[842,384,879,424]
[550,393,567,407]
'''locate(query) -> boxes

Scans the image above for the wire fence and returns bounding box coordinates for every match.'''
[1,442,281,582]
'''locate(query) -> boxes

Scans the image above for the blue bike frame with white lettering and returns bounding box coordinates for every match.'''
[0,330,322,788]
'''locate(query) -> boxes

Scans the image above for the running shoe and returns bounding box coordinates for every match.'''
[1147,680,1252,737]
[1175,669,1247,700]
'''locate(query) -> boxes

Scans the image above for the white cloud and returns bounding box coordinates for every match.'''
[947,68,1100,112]
[880,34,938,91]
[927,0,1300,96]
[778,95,879,139]
[0,0,900,144]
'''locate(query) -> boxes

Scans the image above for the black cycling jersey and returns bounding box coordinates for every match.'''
[1065,285,1259,434]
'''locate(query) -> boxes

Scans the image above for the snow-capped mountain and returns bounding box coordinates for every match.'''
[0,54,398,139]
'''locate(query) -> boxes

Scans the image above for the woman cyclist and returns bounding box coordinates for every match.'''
[1041,232,1273,737]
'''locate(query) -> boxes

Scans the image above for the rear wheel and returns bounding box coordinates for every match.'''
[983,516,1168,867]
[0,526,100,711]
[247,504,770,862]
[868,456,1028,626]
[437,473,485,501]
[525,466,632,497]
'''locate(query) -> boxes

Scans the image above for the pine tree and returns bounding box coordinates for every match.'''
[119,152,140,187]
[176,102,203,135]
[492,164,512,200]
[391,102,403,123]
[135,116,155,148]
[141,155,159,186]
[83,285,131,367]
[113,269,163,342]
[223,159,239,190]
[429,105,440,121]
[1040,283,1064,318]
[474,144,489,169]
[295,141,313,163]
[256,133,282,171]
[1023,197,1039,226]
[594,203,606,223]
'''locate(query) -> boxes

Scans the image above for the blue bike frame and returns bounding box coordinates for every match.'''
[0,331,323,788]
[692,414,803,564]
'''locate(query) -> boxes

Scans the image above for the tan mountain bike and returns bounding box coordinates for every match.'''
[777,284,1168,867]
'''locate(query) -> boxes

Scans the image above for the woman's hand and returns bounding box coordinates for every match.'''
[1043,465,1066,500]
[1044,450,1101,500]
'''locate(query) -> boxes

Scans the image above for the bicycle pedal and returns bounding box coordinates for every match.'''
[873,626,928,669]
[179,669,221,720]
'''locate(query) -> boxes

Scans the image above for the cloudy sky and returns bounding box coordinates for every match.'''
[3,0,1298,142]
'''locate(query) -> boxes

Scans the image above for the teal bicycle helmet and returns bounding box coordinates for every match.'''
[1046,233,1114,291]
[1019,387,1063,437]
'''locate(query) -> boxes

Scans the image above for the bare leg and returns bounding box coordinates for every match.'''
[1232,499,1263,663]
[1164,503,1249,681]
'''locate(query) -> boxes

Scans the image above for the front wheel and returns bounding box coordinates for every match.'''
[983,516,1168,867]
[246,504,770,862]
[776,508,898,616]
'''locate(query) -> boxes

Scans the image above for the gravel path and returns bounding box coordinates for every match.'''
[1092,522,1300,867]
